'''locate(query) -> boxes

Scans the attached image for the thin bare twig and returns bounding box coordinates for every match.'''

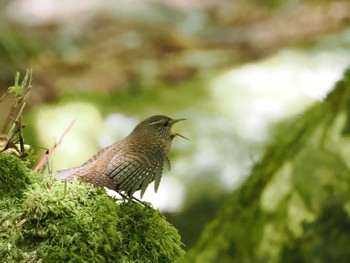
[0,91,7,104]
[34,120,76,172]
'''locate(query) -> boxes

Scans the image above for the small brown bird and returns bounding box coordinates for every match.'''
[55,115,187,199]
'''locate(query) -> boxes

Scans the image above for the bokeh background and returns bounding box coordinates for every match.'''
[1,0,350,251]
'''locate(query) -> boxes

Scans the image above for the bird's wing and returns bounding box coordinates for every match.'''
[118,156,163,198]
[135,165,154,198]
[106,153,149,197]
[152,150,169,193]
[153,159,163,193]
[106,149,168,198]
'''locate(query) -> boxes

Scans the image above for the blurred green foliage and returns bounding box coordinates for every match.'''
[56,75,209,116]
[185,67,350,262]
[0,24,39,86]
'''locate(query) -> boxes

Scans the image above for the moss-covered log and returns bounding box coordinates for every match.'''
[185,66,350,263]
[0,153,185,262]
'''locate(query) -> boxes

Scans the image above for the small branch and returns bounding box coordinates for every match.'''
[34,119,76,172]
[0,91,7,104]
[1,69,32,134]
[18,117,26,157]
[1,70,33,159]
[8,69,32,135]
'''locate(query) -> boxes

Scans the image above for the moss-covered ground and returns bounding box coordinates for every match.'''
[0,153,185,262]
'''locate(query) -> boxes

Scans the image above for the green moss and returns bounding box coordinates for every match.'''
[0,152,32,199]
[0,154,185,262]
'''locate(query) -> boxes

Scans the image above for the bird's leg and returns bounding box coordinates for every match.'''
[116,190,129,200]
[129,195,153,207]
[130,195,144,204]
[116,190,151,207]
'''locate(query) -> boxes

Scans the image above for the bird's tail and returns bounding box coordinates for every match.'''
[55,166,82,181]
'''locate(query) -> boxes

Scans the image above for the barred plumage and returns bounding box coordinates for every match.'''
[55,115,187,199]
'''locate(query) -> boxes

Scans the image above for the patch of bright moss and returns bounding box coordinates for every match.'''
[0,154,185,262]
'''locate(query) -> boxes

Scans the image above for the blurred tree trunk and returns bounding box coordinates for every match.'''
[184,66,350,263]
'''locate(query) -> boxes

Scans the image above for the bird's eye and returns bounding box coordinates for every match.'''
[163,120,169,126]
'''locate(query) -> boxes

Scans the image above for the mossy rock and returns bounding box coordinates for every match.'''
[0,153,185,262]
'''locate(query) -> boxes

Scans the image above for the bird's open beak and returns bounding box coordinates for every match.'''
[171,118,189,140]
[172,132,189,140]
